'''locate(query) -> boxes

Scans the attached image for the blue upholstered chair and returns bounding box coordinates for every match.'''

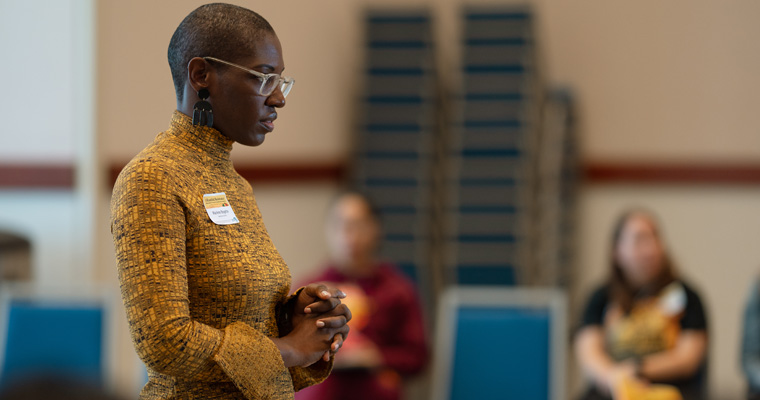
[0,288,106,388]
[431,287,567,400]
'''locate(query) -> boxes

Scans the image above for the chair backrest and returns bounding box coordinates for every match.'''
[431,287,567,400]
[0,287,106,387]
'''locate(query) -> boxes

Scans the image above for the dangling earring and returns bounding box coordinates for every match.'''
[192,88,213,127]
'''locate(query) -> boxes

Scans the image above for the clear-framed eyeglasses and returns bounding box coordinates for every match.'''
[203,56,294,98]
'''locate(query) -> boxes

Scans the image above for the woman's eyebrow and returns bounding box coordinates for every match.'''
[252,63,284,73]
[253,63,275,71]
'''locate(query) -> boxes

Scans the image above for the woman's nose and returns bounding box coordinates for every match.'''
[266,88,286,108]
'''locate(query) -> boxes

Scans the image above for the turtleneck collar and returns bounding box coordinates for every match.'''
[166,110,235,160]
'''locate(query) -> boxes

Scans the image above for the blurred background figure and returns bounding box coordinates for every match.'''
[742,276,760,400]
[574,210,708,400]
[295,191,428,400]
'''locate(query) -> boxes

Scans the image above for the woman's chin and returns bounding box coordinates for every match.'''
[242,132,267,147]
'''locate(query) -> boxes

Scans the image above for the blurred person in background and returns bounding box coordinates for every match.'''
[295,191,428,400]
[110,4,350,399]
[741,276,760,400]
[574,210,708,400]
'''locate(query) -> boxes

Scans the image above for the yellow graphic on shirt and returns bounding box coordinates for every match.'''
[203,193,230,208]
[605,283,686,361]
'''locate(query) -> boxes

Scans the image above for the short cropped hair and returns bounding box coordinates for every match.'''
[168,3,274,101]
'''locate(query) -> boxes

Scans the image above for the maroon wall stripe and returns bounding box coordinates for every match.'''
[2,162,760,189]
[583,162,760,185]
[0,164,75,188]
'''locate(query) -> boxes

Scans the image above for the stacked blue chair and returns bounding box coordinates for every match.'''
[355,11,436,287]
[535,89,579,287]
[447,7,538,286]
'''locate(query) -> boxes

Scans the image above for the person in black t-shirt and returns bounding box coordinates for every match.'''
[574,209,708,400]
[741,277,760,400]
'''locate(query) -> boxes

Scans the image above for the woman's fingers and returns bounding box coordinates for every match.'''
[340,303,352,323]
[309,302,353,321]
[330,327,349,356]
[304,296,341,314]
[322,333,345,362]
[302,284,347,314]
[331,334,344,352]
[303,284,346,302]
[316,315,347,329]
[309,321,350,363]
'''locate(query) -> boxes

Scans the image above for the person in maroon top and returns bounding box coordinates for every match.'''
[295,191,428,400]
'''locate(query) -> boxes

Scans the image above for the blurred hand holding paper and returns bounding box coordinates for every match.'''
[618,376,683,400]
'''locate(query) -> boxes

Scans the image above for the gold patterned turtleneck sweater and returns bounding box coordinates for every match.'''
[111,111,331,399]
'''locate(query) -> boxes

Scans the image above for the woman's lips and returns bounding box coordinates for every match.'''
[260,113,277,132]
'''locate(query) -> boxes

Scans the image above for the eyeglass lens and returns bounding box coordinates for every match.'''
[261,76,293,98]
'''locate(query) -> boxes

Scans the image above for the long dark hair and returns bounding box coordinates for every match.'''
[608,209,677,313]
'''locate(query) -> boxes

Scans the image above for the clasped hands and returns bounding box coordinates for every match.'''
[273,283,352,368]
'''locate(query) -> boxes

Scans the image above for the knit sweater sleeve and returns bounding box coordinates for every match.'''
[111,159,298,399]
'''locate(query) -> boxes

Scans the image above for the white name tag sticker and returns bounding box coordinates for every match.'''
[202,192,239,225]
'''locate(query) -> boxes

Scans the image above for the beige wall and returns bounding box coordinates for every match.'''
[90,1,760,399]
[253,183,341,283]
[98,0,363,165]
[536,0,760,163]
[99,0,760,164]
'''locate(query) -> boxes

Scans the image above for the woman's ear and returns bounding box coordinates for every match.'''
[187,57,212,93]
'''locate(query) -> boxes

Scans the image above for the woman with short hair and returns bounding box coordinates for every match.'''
[111,4,350,399]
